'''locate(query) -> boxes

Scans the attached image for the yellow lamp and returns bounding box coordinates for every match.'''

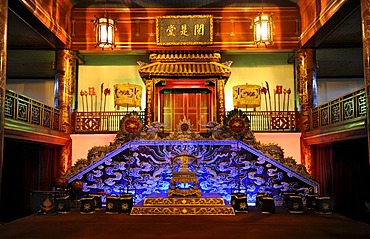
[253,12,274,47]
[95,16,116,50]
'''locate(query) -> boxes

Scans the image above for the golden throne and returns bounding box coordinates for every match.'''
[168,155,201,197]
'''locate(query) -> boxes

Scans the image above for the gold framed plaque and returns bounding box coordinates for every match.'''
[156,15,213,45]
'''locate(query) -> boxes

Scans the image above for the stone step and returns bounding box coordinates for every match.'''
[130,206,235,215]
[143,197,226,207]
[131,193,235,215]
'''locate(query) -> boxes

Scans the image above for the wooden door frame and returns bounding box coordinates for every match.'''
[153,79,216,131]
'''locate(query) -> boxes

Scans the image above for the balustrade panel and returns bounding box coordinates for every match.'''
[310,88,366,129]
[72,110,298,133]
[4,90,62,131]
[73,111,146,133]
[6,88,366,133]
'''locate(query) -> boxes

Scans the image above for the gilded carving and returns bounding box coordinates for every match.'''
[130,206,235,215]
[56,49,76,175]
[296,49,315,132]
[217,79,226,124]
[0,39,5,90]
[361,0,370,152]
[115,112,144,142]
[0,0,7,90]
[168,154,201,197]
[0,0,7,186]
[145,79,153,125]
[59,139,72,176]
[156,15,213,46]
[56,49,76,134]
[143,197,225,206]
[296,49,316,167]
[300,140,312,174]
[165,116,202,140]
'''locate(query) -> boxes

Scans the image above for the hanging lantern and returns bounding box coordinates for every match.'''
[95,16,116,50]
[253,12,274,46]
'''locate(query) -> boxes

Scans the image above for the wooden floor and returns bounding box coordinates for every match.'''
[0,207,369,239]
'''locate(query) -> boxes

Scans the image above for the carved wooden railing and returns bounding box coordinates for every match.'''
[5,88,366,134]
[72,111,146,133]
[310,88,367,129]
[72,110,299,133]
[243,110,299,132]
[5,90,62,131]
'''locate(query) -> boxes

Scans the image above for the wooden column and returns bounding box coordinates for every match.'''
[145,79,154,125]
[296,49,317,173]
[0,0,7,199]
[55,49,76,176]
[361,0,370,165]
[217,79,226,124]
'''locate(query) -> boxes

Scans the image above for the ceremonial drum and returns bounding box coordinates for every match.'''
[315,196,334,214]
[260,196,275,214]
[80,197,95,214]
[106,194,133,214]
[287,195,304,213]
[105,196,122,214]
[231,193,248,213]
[55,196,71,214]
[305,193,319,209]
[282,192,296,208]
[90,194,103,210]
[120,193,133,214]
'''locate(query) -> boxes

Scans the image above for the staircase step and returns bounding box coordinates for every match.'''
[131,193,234,215]
[131,206,235,215]
[143,196,226,207]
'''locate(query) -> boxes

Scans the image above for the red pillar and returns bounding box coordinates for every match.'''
[296,49,317,173]
[0,0,8,200]
[55,49,76,176]
[361,0,370,165]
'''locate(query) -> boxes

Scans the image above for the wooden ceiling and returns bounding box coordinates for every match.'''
[6,0,364,80]
[71,0,299,8]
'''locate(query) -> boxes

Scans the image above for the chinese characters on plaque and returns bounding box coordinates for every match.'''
[156,15,213,45]
[233,84,261,109]
[114,83,142,109]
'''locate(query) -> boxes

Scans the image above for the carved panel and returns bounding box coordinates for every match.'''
[361,0,370,154]
[31,104,41,125]
[331,102,340,123]
[68,140,318,205]
[43,109,51,128]
[156,15,213,45]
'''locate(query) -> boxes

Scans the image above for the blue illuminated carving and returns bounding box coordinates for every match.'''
[68,140,318,205]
